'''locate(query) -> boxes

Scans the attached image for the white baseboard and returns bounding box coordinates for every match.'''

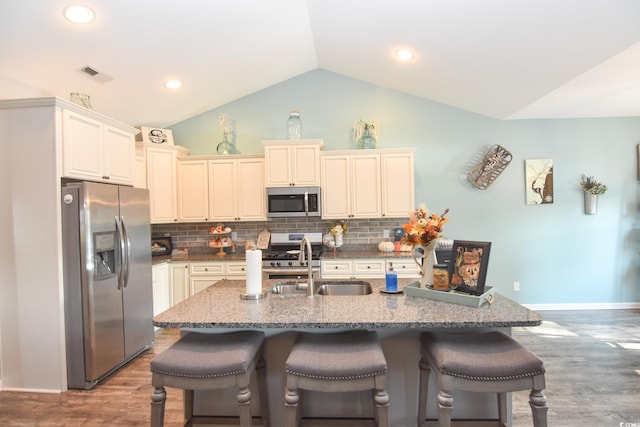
[524,302,640,311]
[1,386,62,393]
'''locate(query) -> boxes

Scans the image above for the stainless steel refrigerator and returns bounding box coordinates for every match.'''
[62,181,154,390]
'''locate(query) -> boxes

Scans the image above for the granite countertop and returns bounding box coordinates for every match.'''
[153,278,542,329]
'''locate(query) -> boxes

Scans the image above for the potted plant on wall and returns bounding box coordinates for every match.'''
[580,175,607,215]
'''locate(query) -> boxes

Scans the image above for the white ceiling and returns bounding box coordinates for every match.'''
[1,0,640,127]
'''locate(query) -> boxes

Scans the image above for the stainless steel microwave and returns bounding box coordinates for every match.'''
[266,186,321,218]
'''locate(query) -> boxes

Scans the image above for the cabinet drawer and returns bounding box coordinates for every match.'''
[226,262,246,277]
[352,259,385,277]
[388,258,421,278]
[190,262,225,276]
[321,260,352,275]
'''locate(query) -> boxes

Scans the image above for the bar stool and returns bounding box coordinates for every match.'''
[284,330,390,427]
[150,330,269,427]
[418,330,547,427]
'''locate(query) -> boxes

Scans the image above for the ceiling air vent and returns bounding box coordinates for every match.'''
[77,65,113,84]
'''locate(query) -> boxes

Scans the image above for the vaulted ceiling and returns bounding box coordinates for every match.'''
[1,0,639,127]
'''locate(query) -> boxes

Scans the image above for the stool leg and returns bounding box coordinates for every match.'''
[236,373,252,427]
[418,357,431,427]
[373,374,390,427]
[284,375,300,427]
[150,385,166,427]
[437,389,453,427]
[183,390,194,427]
[529,389,548,427]
[497,392,507,427]
[257,356,270,427]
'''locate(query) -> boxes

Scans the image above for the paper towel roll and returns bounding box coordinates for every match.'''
[245,249,262,295]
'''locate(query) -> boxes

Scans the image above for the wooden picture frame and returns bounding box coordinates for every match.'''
[450,240,491,295]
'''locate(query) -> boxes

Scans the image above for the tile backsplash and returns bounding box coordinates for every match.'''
[151,217,408,252]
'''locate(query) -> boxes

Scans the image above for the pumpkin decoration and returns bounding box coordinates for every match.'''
[378,240,394,252]
[399,243,414,252]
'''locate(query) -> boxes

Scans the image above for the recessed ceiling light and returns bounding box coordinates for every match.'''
[165,79,183,90]
[64,5,95,24]
[395,49,415,61]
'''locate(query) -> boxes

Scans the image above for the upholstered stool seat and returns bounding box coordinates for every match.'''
[150,330,269,427]
[418,331,548,427]
[284,330,389,427]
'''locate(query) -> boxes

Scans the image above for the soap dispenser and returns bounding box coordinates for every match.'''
[385,262,398,292]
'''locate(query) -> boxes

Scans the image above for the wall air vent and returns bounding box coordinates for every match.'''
[77,65,113,84]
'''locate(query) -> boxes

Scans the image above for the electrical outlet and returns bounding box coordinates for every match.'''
[383,229,390,238]
[513,281,520,291]
[231,231,238,241]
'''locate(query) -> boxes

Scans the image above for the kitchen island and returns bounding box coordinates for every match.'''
[153,278,542,426]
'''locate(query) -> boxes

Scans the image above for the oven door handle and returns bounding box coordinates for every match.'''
[262,267,319,275]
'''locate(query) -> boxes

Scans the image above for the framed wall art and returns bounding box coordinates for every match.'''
[450,240,491,295]
[525,158,554,204]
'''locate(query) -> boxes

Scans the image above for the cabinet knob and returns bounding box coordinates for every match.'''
[367,266,371,269]
[102,176,110,180]
[334,266,338,269]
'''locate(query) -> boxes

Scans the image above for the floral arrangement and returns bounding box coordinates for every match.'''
[580,175,607,195]
[330,220,348,236]
[401,204,449,247]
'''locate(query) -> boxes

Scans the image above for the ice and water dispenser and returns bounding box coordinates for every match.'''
[93,231,117,279]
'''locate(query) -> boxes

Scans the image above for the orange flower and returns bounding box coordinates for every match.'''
[401,205,449,247]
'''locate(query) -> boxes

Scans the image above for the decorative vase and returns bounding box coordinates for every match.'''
[584,192,598,215]
[217,132,239,155]
[334,233,343,248]
[356,127,377,149]
[411,240,439,288]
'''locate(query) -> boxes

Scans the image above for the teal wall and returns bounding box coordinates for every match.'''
[169,69,640,305]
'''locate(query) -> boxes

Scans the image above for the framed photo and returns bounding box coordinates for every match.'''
[450,240,491,295]
[525,159,554,204]
[140,126,174,145]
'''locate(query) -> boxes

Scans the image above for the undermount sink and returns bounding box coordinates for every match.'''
[269,280,372,296]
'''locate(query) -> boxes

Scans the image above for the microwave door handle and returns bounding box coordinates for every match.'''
[304,191,309,216]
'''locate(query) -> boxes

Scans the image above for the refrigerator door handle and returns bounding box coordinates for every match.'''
[121,216,131,287]
[115,216,126,290]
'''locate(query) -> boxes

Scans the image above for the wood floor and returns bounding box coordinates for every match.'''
[0,309,639,426]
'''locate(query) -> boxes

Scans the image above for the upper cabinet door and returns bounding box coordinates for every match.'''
[381,151,415,218]
[62,110,104,181]
[177,159,210,222]
[350,153,382,218]
[62,109,135,185]
[263,140,321,187]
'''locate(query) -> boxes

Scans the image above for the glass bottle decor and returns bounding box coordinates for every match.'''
[216,132,233,155]
[356,126,377,149]
[287,110,303,140]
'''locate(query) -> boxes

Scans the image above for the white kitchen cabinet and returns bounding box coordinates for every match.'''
[263,140,322,187]
[225,261,247,278]
[209,155,266,221]
[169,262,190,306]
[321,257,418,279]
[177,159,209,222]
[133,147,146,189]
[152,263,171,317]
[387,258,421,279]
[321,149,415,219]
[62,109,137,185]
[321,152,381,219]
[381,150,415,217]
[189,262,225,295]
[144,144,189,223]
[321,258,385,279]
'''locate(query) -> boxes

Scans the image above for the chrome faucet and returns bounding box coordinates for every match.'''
[299,236,314,296]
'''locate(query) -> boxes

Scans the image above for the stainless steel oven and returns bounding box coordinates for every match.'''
[262,232,323,280]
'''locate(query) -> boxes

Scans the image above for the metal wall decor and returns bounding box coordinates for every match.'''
[467,144,512,189]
